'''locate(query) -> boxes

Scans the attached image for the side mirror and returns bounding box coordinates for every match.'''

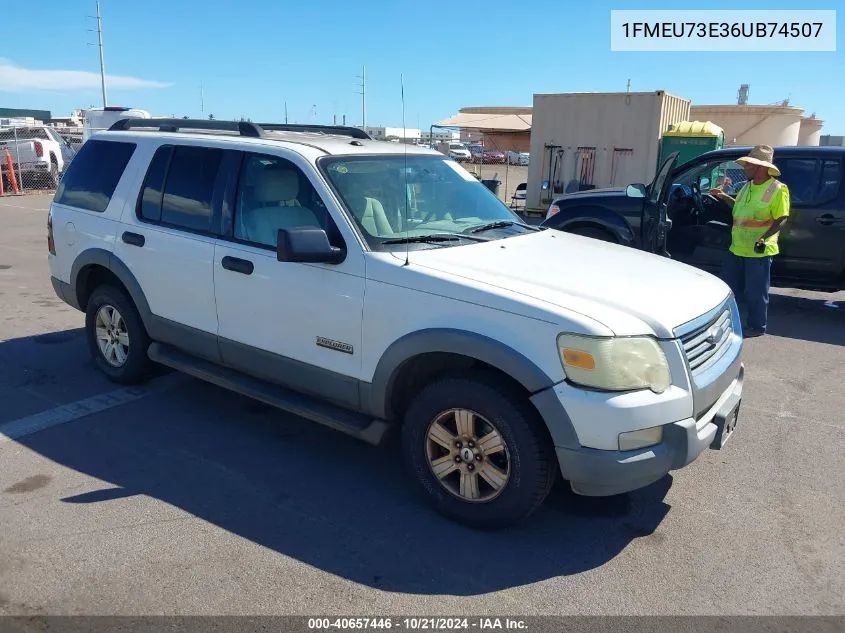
[277,227,346,265]
[625,183,647,198]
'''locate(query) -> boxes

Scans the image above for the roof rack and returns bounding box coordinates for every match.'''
[257,123,372,140]
[107,118,372,140]
[108,118,263,137]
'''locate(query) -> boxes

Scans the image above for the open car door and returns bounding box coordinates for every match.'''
[641,152,679,255]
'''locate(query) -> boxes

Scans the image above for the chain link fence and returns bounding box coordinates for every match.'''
[428,137,530,211]
[0,124,79,195]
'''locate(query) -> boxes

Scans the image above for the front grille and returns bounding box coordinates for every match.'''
[681,308,733,374]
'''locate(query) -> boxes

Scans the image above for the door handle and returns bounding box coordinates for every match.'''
[221,256,254,275]
[121,231,145,247]
[815,214,838,226]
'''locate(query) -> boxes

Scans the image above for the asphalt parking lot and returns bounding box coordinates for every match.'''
[1,193,843,616]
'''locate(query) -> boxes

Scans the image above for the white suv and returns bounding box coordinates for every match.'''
[47,118,744,529]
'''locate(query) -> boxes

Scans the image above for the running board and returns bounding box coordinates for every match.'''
[147,342,392,446]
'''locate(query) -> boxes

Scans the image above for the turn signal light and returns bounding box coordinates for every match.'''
[561,348,596,370]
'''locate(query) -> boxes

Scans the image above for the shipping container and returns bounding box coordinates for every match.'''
[527,91,690,209]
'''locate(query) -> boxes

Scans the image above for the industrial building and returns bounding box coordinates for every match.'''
[433,107,532,152]
[689,104,824,147]
[821,135,845,147]
[526,91,690,208]
[362,126,422,142]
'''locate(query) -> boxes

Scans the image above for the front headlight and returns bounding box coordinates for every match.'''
[557,333,671,393]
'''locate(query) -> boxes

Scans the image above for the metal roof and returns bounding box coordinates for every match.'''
[433,112,532,132]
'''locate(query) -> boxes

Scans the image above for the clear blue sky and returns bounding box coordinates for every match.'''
[2,0,842,132]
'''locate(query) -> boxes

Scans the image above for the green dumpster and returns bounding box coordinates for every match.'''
[659,120,725,169]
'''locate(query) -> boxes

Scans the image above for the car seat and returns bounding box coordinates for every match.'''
[238,169,320,245]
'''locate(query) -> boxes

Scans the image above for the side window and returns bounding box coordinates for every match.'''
[779,159,820,205]
[707,160,747,195]
[137,145,222,232]
[234,153,335,248]
[137,145,171,222]
[54,139,136,212]
[817,160,841,204]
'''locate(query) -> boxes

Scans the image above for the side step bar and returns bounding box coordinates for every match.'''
[147,342,392,446]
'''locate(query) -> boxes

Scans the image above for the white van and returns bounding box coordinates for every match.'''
[83,107,151,142]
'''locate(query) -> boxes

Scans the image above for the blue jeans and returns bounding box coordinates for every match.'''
[721,252,772,332]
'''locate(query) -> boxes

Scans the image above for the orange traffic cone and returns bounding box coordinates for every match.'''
[5,150,19,194]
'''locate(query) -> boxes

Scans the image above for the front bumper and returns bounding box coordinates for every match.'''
[547,364,744,497]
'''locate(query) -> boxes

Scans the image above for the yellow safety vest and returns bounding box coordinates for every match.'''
[730,178,790,258]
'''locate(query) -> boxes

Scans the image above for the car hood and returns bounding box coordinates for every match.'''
[409,229,731,338]
[556,187,628,201]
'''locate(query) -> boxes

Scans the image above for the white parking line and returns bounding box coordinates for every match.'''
[0,202,49,212]
[0,387,152,443]
[0,374,188,443]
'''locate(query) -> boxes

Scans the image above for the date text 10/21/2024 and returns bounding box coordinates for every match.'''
[308,618,528,630]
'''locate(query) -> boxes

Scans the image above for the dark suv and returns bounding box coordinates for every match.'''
[541,146,845,292]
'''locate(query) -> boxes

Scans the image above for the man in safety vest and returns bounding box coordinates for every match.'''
[709,144,790,338]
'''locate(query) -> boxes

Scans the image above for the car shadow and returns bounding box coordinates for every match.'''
[3,329,673,595]
[763,292,845,346]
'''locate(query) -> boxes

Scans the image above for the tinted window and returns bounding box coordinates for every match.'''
[54,139,136,212]
[137,145,172,222]
[779,159,820,205]
[160,145,222,232]
[234,153,333,248]
[818,160,841,203]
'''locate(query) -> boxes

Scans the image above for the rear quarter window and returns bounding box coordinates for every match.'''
[54,139,136,212]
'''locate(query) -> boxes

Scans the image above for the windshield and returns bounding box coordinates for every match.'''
[319,155,530,251]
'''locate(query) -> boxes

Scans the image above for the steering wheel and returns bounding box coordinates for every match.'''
[691,181,721,215]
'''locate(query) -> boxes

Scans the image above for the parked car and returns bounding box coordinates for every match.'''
[48,118,743,529]
[437,141,471,162]
[467,144,484,162]
[481,149,506,164]
[541,146,845,293]
[0,125,76,188]
[507,151,530,166]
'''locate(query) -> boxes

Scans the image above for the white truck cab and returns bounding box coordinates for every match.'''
[47,118,744,529]
[83,107,151,142]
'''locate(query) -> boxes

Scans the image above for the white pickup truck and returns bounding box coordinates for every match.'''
[0,125,76,188]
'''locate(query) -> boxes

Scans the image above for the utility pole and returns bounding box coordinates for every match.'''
[200,82,204,114]
[355,65,366,127]
[95,1,107,107]
[284,101,288,124]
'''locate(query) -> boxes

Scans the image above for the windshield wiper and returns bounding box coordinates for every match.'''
[381,233,487,245]
[467,220,538,234]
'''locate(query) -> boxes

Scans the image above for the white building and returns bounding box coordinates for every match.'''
[363,126,421,142]
[421,129,460,144]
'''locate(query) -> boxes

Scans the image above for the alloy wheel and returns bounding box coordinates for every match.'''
[425,408,511,502]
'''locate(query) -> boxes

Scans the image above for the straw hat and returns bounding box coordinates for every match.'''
[736,144,781,177]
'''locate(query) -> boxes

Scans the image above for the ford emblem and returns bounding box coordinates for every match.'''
[706,324,724,345]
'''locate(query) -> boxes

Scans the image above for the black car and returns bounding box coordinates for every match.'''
[540,146,845,292]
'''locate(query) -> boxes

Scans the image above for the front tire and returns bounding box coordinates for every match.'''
[85,285,154,385]
[401,375,557,530]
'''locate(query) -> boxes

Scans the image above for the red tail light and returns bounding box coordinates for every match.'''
[47,210,56,255]
[34,141,44,158]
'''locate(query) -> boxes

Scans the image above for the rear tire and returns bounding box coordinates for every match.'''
[401,375,557,530]
[85,285,154,385]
